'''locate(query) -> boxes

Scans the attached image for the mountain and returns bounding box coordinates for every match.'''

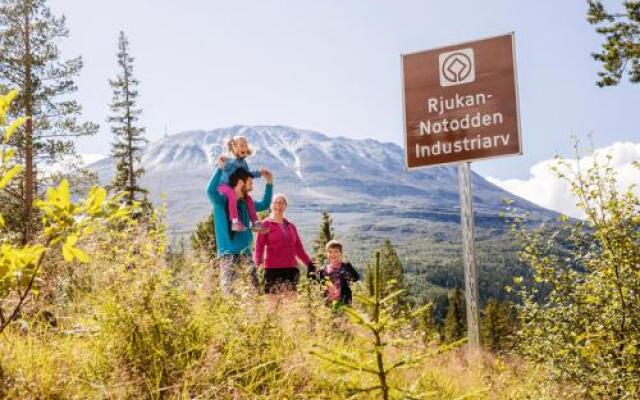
[90,125,561,303]
[89,125,557,239]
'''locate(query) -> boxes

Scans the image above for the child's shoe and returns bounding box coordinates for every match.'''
[251,221,269,233]
[231,219,246,232]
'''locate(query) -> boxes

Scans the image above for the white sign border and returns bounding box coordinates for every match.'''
[401,32,523,172]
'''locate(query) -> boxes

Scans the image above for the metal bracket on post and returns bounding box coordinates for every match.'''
[458,162,481,349]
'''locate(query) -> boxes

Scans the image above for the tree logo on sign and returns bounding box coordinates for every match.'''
[438,48,476,87]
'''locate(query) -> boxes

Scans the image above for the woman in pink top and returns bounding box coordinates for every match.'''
[254,194,316,293]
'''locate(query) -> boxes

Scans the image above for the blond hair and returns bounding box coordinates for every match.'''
[226,135,254,157]
[272,193,288,206]
[325,239,343,252]
[269,193,288,220]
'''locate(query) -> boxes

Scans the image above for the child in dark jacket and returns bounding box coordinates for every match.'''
[318,240,360,305]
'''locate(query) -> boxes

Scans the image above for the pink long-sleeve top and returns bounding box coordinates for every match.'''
[254,217,311,269]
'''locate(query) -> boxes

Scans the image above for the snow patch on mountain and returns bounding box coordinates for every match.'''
[88,125,559,234]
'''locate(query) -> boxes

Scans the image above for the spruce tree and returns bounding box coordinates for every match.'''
[379,239,407,314]
[190,213,216,259]
[107,31,149,211]
[0,0,98,242]
[481,298,501,352]
[311,251,432,399]
[364,260,375,296]
[312,210,333,265]
[361,259,379,315]
[362,240,407,316]
[443,287,466,343]
[481,299,515,352]
[418,302,439,345]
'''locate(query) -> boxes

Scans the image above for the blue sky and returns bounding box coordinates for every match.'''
[49,0,638,187]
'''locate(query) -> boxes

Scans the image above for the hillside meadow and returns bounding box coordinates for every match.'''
[1,91,638,399]
[0,218,576,399]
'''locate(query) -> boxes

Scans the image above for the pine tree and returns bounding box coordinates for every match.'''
[362,240,407,316]
[0,0,98,243]
[107,31,149,212]
[378,239,407,314]
[418,302,439,345]
[311,251,432,399]
[364,260,375,296]
[481,298,500,352]
[190,213,216,259]
[443,287,466,343]
[312,211,333,265]
[481,299,515,352]
[361,259,380,315]
[587,1,640,86]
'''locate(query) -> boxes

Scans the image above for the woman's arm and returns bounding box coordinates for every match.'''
[254,230,267,267]
[291,224,311,266]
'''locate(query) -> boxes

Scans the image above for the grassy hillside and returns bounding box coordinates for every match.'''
[0,221,574,399]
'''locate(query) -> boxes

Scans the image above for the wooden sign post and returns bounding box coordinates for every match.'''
[458,161,480,347]
[402,33,522,348]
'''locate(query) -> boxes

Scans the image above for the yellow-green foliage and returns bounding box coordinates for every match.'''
[0,89,583,399]
[0,89,134,335]
[513,146,640,398]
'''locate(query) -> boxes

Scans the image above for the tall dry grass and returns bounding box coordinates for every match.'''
[0,222,579,399]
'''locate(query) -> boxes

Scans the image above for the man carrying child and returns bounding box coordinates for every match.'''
[206,166,273,295]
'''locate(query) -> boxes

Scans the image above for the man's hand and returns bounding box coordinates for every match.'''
[262,169,273,184]
[218,156,226,169]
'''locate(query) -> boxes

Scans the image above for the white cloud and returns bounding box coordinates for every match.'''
[486,142,640,218]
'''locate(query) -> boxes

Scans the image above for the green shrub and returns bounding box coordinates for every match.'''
[513,148,640,398]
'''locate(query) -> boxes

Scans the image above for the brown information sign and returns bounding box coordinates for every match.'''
[402,33,521,169]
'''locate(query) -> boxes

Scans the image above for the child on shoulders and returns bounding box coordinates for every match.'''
[217,135,267,232]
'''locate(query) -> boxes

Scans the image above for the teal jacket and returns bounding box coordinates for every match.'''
[206,168,273,257]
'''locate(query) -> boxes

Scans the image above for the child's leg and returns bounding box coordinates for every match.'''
[218,184,239,221]
[245,194,258,223]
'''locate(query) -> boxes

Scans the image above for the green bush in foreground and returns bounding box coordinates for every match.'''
[0,89,132,336]
[513,148,640,398]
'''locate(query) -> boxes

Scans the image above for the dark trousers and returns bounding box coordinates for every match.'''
[264,268,299,294]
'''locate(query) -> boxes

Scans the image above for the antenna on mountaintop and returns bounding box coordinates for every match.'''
[164,125,168,138]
